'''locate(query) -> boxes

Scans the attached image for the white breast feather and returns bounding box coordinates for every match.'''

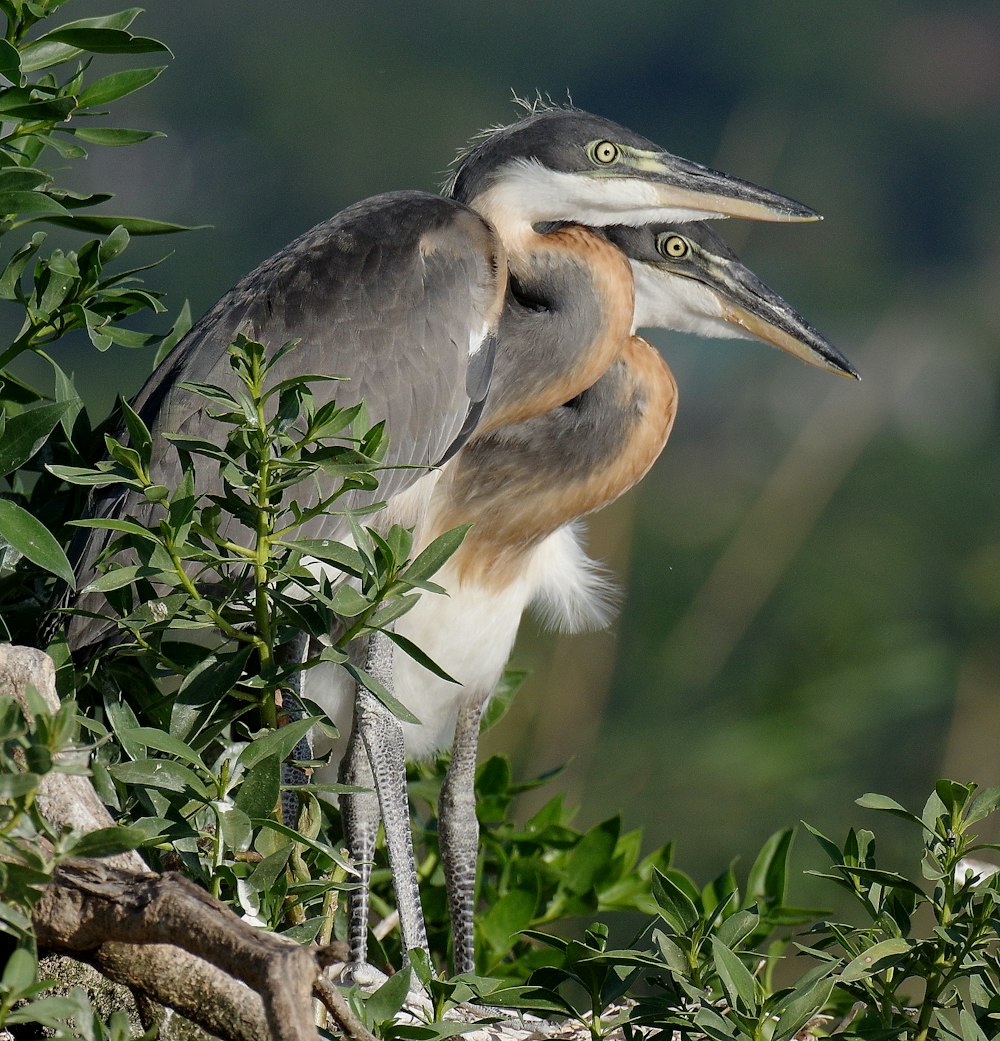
[306,520,617,780]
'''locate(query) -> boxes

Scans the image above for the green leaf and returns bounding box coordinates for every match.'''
[327,583,372,617]
[77,65,165,107]
[153,299,192,366]
[234,754,281,819]
[746,827,794,909]
[711,936,759,1015]
[1,947,37,992]
[344,661,420,725]
[402,524,470,583]
[0,401,70,476]
[275,537,364,578]
[652,867,699,934]
[67,126,164,147]
[0,168,49,191]
[252,818,353,872]
[69,825,147,859]
[80,564,142,594]
[69,517,159,543]
[365,965,412,1025]
[379,627,457,683]
[967,786,1000,825]
[118,726,206,769]
[18,8,145,71]
[0,190,71,216]
[838,865,926,897]
[770,966,836,1041]
[466,986,575,1017]
[856,792,926,828]
[46,464,141,488]
[237,716,319,771]
[37,214,200,235]
[0,231,45,300]
[110,758,209,798]
[479,887,537,953]
[33,27,171,56]
[564,817,619,895]
[714,907,759,949]
[0,499,74,585]
[0,39,21,83]
[120,398,152,457]
[840,937,914,982]
[216,803,252,851]
[480,667,528,733]
[0,772,40,798]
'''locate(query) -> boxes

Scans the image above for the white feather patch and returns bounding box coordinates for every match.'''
[475,160,732,244]
[527,524,619,633]
[630,261,751,341]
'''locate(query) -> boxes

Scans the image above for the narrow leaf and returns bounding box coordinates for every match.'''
[237,717,319,771]
[0,401,70,476]
[841,937,914,982]
[403,524,471,582]
[0,499,74,585]
[711,936,759,1014]
[77,66,165,107]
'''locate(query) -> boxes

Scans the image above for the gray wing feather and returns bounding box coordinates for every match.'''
[68,190,503,648]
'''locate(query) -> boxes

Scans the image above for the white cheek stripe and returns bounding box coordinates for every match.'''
[475,160,737,242]
[629,261,751,341]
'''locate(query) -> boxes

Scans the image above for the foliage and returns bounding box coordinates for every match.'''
[0,692,145,1037]
[0,0,191,642]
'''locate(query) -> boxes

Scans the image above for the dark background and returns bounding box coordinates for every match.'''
[21,2,1000,887]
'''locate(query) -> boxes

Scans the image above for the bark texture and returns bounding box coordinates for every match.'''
[0,644,375,1041]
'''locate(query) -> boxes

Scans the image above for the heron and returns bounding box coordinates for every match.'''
[308,217,856,975]
[65,107,825,973]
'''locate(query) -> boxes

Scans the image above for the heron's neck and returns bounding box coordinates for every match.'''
[430,336,677,589]
[477,223,635,430]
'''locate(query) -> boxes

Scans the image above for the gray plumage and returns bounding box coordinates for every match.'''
[69,191,503,647]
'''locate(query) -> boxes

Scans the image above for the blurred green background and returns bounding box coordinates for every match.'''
[28,2,1000,884]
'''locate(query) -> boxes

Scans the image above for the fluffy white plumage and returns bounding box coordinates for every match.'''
[307,522,615,771]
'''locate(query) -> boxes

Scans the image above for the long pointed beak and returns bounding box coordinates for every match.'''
[703,258,858,377]
[637,152,822,223]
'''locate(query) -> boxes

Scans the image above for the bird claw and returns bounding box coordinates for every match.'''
[343,961,390,993]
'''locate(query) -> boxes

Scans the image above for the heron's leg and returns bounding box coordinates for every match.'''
[355,629,430,963]
[339,703,381,969]
[439,695,487,976]
[275,633,311,828]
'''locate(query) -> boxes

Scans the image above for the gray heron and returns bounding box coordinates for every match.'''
[65,107,830,975]
[309,220,856,976]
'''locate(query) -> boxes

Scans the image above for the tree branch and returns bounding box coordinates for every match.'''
[0,644,375,1041]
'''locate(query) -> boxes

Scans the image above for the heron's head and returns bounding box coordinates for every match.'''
[602,222,858,378]
[448,107,821,234]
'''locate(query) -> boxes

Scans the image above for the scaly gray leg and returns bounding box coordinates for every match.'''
[339,704,380,969]
[276,633,311,828]
[439,696,487,976]
[353,630,430,963]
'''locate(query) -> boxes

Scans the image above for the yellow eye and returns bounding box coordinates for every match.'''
[591,140,619,165]
[660,234,690,259]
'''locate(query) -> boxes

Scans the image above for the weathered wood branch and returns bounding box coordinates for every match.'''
[34,860,320,1041]
[0,644,376,1041]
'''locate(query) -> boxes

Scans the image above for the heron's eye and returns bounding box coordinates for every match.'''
[659,233,690,259]
[590,140,619,165]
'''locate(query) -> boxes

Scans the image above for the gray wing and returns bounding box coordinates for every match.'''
[69,190,504,648]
